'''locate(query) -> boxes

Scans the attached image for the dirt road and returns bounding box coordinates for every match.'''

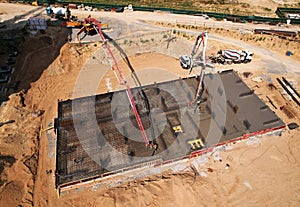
[71,9,299,76]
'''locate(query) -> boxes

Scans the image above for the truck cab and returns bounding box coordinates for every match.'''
[179,55,192,69]
[243,50,253,63]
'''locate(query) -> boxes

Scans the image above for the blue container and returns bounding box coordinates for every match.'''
[286,51,293,56]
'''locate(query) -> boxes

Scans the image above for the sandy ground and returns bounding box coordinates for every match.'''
[0,2,299,207]
[0,3,39,22]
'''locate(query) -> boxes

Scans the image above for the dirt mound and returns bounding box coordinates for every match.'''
[0,155,16,186]
[0,91,41,206]
[24,153,38,176]
[0,181,24,207]
[0,27,68,204]
[14,26,68,91]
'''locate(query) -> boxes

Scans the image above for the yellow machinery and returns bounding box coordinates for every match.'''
[32,1,39,6]
[65,21,108,29]
[75,16,109,42]
[188,139,204,150]
[172,125,183,133]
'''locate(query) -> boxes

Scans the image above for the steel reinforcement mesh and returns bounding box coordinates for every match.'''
[55,71,285,186]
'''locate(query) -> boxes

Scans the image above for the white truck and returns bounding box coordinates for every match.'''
[46,7,66,19]
[210,49,253,64]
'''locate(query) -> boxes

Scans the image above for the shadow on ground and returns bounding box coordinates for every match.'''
[0,17,68,104]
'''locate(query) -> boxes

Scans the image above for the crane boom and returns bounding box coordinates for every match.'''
[90,18,150,147]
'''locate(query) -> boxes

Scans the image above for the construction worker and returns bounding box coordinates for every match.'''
[72,157,79,163]
[151,143,158,156]
[187,100,191,107]
[66,7,71,21]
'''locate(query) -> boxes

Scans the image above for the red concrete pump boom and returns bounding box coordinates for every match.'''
[89,17,151,147]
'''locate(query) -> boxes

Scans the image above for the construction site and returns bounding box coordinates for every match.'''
[53,6,292,192]
[0,2,300,207]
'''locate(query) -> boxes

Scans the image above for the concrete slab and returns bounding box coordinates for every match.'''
[55,70,285,187]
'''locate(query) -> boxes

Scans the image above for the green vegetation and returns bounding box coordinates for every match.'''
[59,0,300,17]
[60,0,251,15]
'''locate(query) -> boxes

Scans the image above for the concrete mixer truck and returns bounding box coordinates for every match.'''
[209,49,253,65]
